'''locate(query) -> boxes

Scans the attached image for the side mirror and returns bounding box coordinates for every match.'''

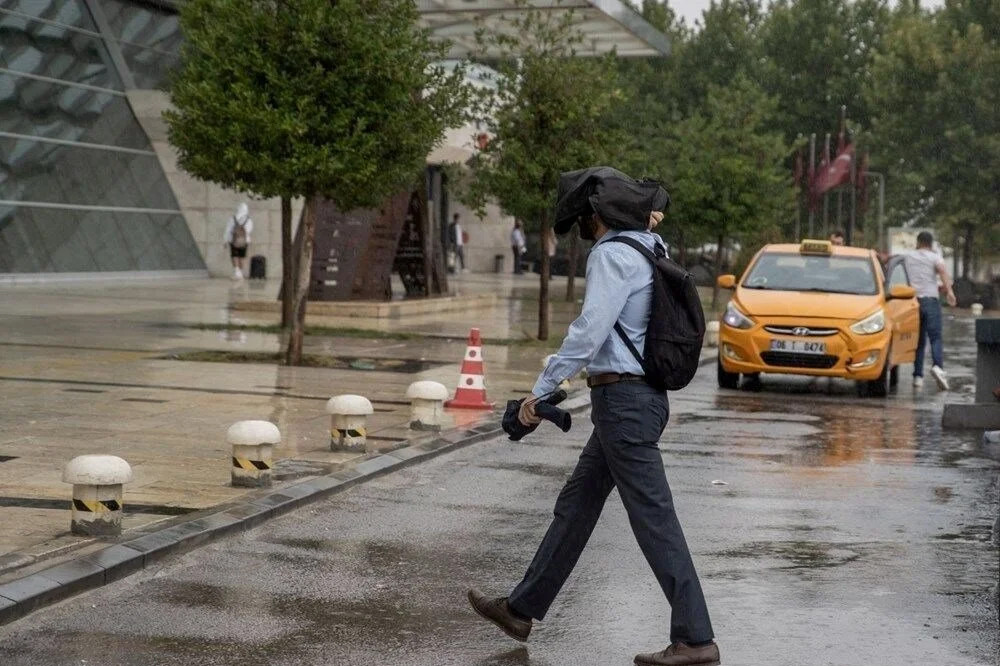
[716,274,736,289]
[888,284,916,300]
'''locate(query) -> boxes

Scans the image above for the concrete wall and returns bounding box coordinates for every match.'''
[127,90,303,278]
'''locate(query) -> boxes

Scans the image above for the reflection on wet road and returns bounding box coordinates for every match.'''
[0,322,997,665]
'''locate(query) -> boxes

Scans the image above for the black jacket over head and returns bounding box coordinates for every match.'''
[553,166,670,235]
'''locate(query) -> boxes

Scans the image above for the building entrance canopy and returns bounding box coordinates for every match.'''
[417,0,671,58]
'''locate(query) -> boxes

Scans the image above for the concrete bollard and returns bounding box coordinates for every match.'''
[62,455,133,536]
[326,395,373,452]
[227,420,279,488]
[406,381,449,431]
[705,321,720,347]
[971,303,984,317]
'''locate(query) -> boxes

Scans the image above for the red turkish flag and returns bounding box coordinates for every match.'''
[813,143,854,195]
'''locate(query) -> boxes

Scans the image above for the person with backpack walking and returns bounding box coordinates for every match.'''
[468,167,718,666]
[223,202,253,280]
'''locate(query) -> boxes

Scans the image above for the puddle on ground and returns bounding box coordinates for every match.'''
[712,540,864,570]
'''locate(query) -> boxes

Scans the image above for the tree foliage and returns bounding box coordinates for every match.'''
[165,0,467,362]
[866,1,1000,271]
[463,4,629,339]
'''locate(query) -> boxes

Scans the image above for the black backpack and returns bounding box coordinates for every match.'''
[606,236,705,391]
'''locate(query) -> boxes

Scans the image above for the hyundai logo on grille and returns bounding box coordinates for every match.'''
[792,327,810,336]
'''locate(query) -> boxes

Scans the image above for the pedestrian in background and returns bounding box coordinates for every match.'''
[511,220,526,274]
[449,213,466,273]
[904,230,957,390]
[470,179,719,666]
[224,202,253,280]
[829,229,845,246]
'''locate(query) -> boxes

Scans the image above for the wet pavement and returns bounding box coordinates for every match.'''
[0,339,996,665]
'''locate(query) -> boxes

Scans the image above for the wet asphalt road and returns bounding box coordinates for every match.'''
[1,318,998,665]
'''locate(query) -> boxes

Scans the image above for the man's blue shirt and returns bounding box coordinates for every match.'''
[532,229,666,397]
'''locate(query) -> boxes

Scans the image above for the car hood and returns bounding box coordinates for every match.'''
[734,288,882,320]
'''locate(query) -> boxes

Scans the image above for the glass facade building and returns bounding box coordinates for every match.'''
[0,0,203,275]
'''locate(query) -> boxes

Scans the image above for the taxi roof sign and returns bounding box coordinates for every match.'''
[800,239,833,255]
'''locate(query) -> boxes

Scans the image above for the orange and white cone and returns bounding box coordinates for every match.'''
[445,328,495,410]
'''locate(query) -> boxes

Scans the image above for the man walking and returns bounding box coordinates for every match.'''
[904,231,957,390]
[469,176,718,665]
[223,202,253,280]
[510,220,526,274]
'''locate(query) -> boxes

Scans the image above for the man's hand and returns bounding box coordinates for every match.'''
[518,395,541,426]
[648,211,664,231]
[945,290,957,307]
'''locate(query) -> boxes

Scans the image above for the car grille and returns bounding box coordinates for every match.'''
[763,325,838,337]
[761,352,838,369]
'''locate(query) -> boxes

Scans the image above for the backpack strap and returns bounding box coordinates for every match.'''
[604,236,664,367]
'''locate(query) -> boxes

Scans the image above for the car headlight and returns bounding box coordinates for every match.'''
[722,302,754,330]
[850,309,885,335]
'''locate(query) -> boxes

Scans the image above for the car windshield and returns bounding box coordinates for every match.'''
[742,253,878,295]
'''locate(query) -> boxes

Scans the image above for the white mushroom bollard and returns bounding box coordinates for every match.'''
[326,395,373,452]
[406,381,448,431]
[227,420,279,488]
[705,321,720,347]
[62,455,133,536]
[971,303,984,317]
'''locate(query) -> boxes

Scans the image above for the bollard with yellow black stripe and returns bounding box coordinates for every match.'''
[62,455,133,536]
[326,395,374,452]
[227,420,280,488]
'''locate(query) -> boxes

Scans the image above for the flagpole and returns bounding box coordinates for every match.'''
[822,133,830,235]
[807,133,815,237]
[848,148,857,246]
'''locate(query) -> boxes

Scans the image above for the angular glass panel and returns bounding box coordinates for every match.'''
[0,74,148,147]
[119,43,179,90]
[0,12,123,90]
[0,1,97,32]
[98,0,180,53]
[0,137,177,209]
[0,205,203,272]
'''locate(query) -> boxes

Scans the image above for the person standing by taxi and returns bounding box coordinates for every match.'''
[904,231,957,390]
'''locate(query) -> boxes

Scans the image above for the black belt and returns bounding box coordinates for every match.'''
[586,372,645,388]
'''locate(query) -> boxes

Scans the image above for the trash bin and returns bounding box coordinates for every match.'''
[494,254,505,273]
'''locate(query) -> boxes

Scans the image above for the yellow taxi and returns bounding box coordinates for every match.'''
[716,240,920,397]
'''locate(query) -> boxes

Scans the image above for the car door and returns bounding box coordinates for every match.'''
[884,256,920,364]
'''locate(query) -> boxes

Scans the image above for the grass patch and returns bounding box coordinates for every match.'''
[190,323,557,347]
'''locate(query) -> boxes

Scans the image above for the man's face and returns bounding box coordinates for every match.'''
[830,235,844,246]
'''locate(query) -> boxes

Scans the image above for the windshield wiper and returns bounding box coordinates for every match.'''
[798,287,868,295]
[741,284,772,289]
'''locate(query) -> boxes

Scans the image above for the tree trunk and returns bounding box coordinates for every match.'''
[711,232,725,310]
[285,197,316,366]
[962,222,973,280]
[565,232,579,302]
[677,229,687,265]
[538,215,551,341]
[280,196,294,329]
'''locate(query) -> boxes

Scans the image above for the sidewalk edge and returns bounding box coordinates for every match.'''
[0,392,594,628]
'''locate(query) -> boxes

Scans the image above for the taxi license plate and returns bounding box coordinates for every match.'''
[770,339,826,354]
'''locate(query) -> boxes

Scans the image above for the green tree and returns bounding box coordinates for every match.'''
[463,4,630,340]
[664,77,794,307]
[867,4,1000,277]
[757,0,890,142]
[165,0,467,363]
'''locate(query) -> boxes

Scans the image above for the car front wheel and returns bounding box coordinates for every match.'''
[718,356,740,389]
[856,355,891,398]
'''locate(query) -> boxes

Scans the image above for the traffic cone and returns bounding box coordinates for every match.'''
[445,328,495,410]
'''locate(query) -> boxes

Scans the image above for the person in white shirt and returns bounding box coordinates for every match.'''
[223,203,253,280]
[511,221,526,274]
[448,214,466,272]
[903,231,957,390]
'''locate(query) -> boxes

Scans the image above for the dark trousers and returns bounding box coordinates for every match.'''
[508,381,714,644]
[512,246,523,274]
[914,297,944,376]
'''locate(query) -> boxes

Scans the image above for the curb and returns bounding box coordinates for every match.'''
[0,391,594,628]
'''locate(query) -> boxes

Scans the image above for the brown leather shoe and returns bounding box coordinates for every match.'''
[634,641,721,665]
[467,588,531,642]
